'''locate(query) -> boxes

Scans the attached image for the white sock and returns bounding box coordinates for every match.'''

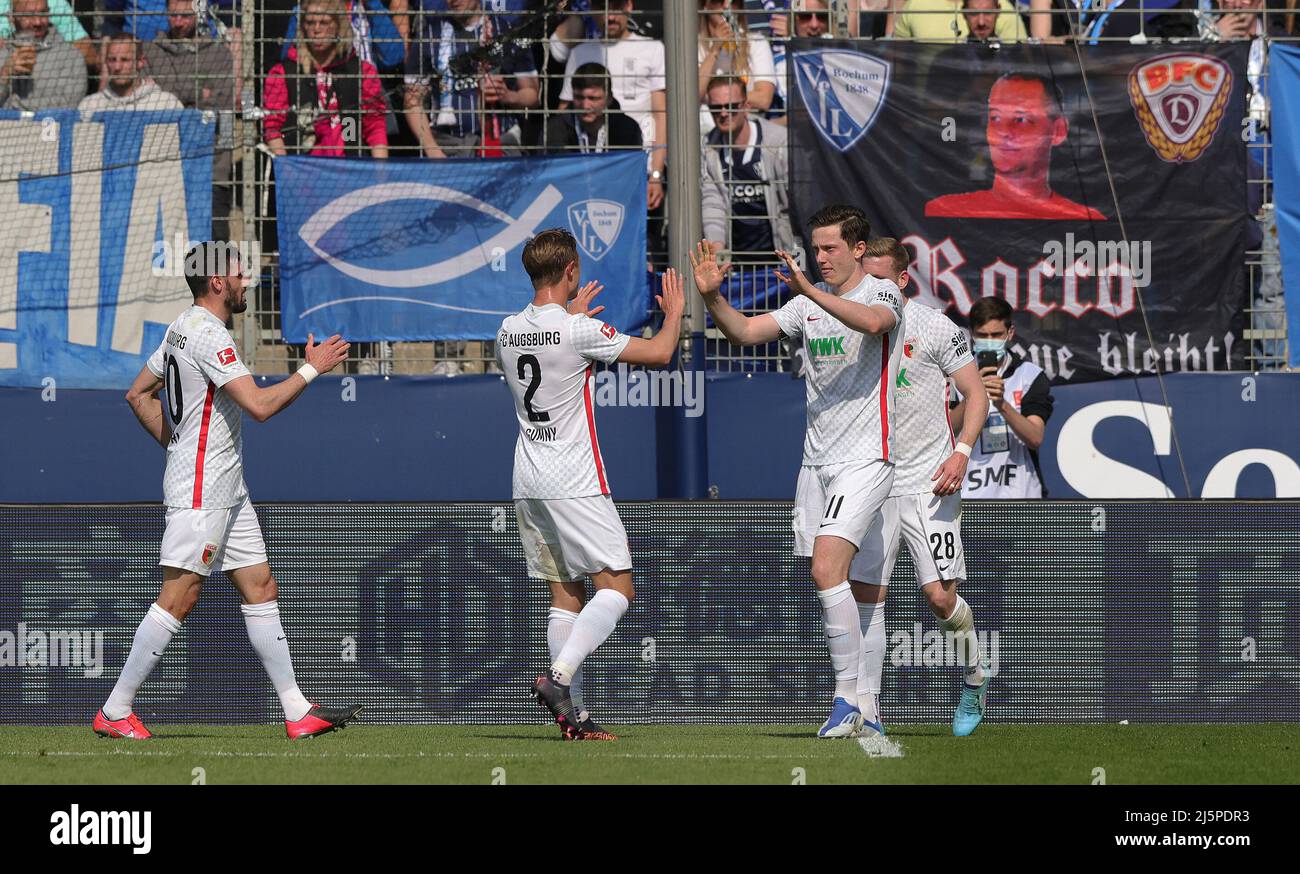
[552,589,628,685]
[103,603,180,720]
[816,582,859,706]
[939,595,985,686]
[855,599,886,724]
[241,601,311,721]
[547,607,586,717]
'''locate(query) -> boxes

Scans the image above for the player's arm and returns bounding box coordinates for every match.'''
[690,240,783,346]
[223,333,349,423]
[125,365,170,448]
[775,250,897,335]
[617,267,686,367]
[931,361,988,496]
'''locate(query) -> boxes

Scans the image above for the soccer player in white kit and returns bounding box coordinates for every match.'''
[499,229,684,740]
[848,238,993,737]
[690,204,905,738]
[94,243,362,740]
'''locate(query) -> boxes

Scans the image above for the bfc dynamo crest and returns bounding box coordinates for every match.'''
[567,199,625,261]
[1128,54,1233,164]
[794,49,890,153]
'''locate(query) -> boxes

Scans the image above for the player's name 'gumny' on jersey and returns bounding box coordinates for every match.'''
[891,302,974,497]
[146,306,251,509]
[496,304,631,499]
[770,275,905,467]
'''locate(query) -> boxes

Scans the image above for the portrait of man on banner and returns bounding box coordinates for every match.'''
[925,72,1107,222]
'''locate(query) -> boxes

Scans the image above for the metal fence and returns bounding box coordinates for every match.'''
[0,2,1291,373]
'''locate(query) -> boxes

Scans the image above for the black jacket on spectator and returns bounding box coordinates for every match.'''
[274,53,366,156]
[542,95,644,153]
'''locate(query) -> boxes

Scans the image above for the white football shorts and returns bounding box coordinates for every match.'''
[850,491,966,587]
[792,459,894,557]
[515,494,632,582]
[160,496,268,576]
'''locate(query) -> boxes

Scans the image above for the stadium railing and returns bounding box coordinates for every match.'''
[0,2,1288,374]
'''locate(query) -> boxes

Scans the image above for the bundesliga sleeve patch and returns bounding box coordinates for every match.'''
[600,322,617,340]
[217,347,237,366]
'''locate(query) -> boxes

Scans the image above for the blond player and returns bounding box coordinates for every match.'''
[849,238,992,737]
[499,228,684,740]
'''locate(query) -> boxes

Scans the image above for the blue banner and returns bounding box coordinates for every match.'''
[1039,373,1300,498]
[276,152,650,343]
[0,109,213,389]
[1271,44,1300,368]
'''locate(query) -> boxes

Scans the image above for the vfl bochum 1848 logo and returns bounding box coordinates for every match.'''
[794,49,890,153]
[568,199,625,261]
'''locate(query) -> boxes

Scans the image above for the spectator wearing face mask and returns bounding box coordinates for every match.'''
[948,297,1054,499]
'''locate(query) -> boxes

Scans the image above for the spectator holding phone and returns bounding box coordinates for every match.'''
[949,297,1053,498]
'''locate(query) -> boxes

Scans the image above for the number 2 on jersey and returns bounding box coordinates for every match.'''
[517,354,550,423]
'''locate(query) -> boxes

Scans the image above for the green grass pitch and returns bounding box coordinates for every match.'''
[2,724,1298,784]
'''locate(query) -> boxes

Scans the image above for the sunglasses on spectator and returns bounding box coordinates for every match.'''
[796,12,829,21]
[708,103,745,116]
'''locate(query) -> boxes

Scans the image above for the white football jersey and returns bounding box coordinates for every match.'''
[146,306,251,509]
[497,304,631,499]
[890,301,974,496]
[770,275,905,466]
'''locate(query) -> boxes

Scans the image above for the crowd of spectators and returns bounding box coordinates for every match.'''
[0,0,1290,371]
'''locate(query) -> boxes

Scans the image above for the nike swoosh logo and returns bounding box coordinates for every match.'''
[807,316,821,322]
[151,651,162,657]
[819,522,834,528]
[276,636,287,641]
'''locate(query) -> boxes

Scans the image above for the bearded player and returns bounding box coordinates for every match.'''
[849,237,992,737]
[95,243,362,740]
[499,229,684,740]
[691,204,904,738]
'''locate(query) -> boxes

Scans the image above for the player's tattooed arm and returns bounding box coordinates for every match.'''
[567,280,606,319]
[932,361,989,496]
[618,268,686,367]
[224,333,350,423]
[689,240,782,346]
[125,366,170,448]
[774,250,897,335]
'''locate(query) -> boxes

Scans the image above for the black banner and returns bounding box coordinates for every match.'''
[787,41,1250,383]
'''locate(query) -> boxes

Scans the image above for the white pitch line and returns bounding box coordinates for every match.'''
[1,749,863,762]
[856,735,905,758]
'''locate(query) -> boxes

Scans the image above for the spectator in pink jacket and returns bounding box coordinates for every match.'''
[263,0,388,157]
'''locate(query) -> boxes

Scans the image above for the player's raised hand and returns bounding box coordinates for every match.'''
[568,280,606,318]
[304,332,350,376]
[689,240,732,296]
[932,452,969,497]
[657,267,686,321]
[774,249,816,297]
